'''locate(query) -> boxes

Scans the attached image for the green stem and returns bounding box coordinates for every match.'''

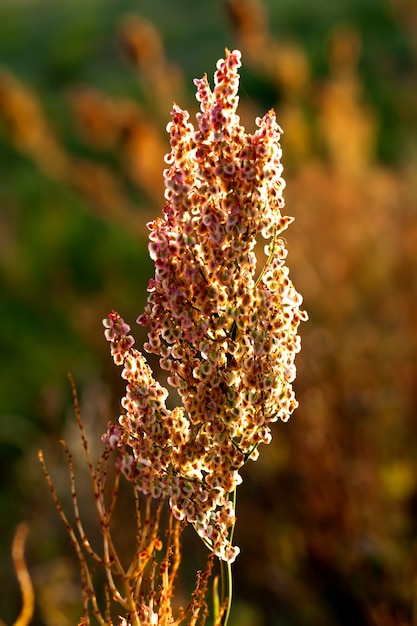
[220,558,233,626]
[220,487,236,626]
[254,226,277,289]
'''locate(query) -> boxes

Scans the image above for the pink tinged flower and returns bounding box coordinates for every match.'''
[103,49,306,563]
[121,454,134,478]
[222,544,240,563]
[102,422,123,448]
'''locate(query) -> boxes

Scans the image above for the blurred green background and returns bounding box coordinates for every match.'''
[1,0,417,624]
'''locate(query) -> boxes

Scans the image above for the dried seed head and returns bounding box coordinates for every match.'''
[103,49,306,562]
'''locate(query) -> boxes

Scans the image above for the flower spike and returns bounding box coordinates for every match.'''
[103,49,307,563]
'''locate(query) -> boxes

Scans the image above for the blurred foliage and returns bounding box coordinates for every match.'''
[0,0,417,624]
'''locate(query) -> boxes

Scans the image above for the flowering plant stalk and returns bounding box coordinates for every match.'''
[41,49,306,625]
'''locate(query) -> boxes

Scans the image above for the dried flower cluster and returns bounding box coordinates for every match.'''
[103,49,306,563]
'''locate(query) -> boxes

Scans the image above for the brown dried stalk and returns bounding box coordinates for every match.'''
[38,376,158,624]
[4,523,35,626]
[39,375,212,625]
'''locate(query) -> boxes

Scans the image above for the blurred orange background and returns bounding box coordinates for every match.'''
[0,0,416,624]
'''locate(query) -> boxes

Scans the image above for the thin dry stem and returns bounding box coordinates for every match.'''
[67,376,132,609]
[38,450,107,624]
[11,523,34,626]
[40,372,219,624]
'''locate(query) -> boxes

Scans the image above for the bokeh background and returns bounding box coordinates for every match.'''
[1,0,417,623]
